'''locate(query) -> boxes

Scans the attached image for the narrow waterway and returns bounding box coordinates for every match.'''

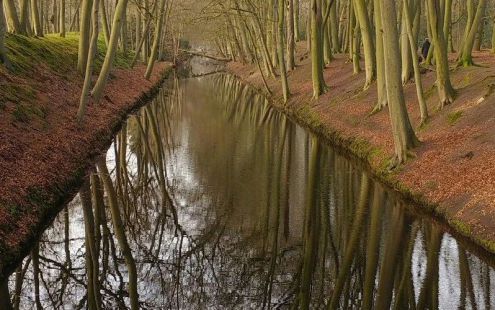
[7,64,495,309]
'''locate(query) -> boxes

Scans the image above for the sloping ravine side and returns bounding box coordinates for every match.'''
[0,67,174,282]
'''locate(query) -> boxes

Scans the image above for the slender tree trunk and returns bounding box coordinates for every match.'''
[59,0,65,36]
[427,0,455,108]
[381,0,419,167]
[353,0,375,89]
[311,0,327,98]
[286,0,295,70]
[278,0,290,102]
[492,15,495,53]
[404,0,428,125]
[90,0,129,102]
[31,0,43,36]
[77,0,93,73]
[371,0,387,113]
[329,0,339,53]
[143,0,166,80]
[19,0,31,34]
[76,0,100,122]
[294,0,300,41]
[100,0,110,45]
[0,0,12,70]
[458,0,487,66]
[4,0,22,33]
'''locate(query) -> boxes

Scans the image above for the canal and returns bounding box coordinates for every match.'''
[6,61,495,309]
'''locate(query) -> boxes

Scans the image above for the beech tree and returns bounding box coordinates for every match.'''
[380,0,419,167]
[0,0,11,69]
[310,0,327,98]
[353,0,375,89]
[457,0,487,66]
[426,0,455,108]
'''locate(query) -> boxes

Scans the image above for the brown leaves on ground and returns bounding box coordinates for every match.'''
[0,61,170,261]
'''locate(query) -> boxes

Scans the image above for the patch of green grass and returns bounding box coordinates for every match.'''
[5,32,134,75]
[12,102,47,123]
[447,110,463,125]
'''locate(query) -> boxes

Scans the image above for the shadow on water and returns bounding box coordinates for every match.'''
[4,69,495,309]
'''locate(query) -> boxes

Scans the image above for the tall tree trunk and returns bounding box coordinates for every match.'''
[278,0,290,102]
[294,0,300,41]
[381,0,419,167]
[31,0,43,36]
[371,0,387,113]
[19,0,31,34]
[311,0,327,98]
[59,0,66,36]
[77,0,100,122]
[90,0,129,102]
[404,0,428,125]
[0,0,12,70]
[458,0,486,66]
[4,0,23,33]
[427,0,455,108]
[286,0,295,70]
[77,0,93,73]
[100,0,110,45]
[143,0,166,80]
[353,0,375,89]
[329,0,339,52]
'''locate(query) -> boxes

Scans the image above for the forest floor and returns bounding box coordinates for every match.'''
[229,43,495,252]
[0,33,172,279]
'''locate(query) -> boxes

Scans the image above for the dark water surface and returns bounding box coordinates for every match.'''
[7,67,495,309]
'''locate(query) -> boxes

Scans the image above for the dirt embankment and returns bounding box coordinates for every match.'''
[0,34,173,280]
[229,43,495,252]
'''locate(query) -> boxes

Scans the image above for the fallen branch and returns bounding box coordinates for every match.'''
[179,49,231,62]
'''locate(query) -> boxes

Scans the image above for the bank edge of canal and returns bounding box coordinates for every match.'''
[226,63,495,259]
[0,65,174,282]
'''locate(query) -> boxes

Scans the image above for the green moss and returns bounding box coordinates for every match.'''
[4,33,134,75]
[12,102,46,123]
[447,110,463,125]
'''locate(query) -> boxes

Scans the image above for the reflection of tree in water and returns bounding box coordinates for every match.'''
[5,74,495,309]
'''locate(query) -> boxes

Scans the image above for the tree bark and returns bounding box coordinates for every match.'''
[458,0,487,66]
[77,0,93,73]
[278,0,290,102]
[427,0,455,108]
[90,0,129,102]
[286,0,295,70]
[371,0,387,113]
[381,0,419,167]
[0,0,12,70]
[310,0,327,98]
[144,0,166,80]
[353,0,375,89]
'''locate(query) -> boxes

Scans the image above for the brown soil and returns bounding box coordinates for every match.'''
[229,43,495,251]
[0,61,172,279]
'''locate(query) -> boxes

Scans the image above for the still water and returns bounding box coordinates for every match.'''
[6,69,495,309]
